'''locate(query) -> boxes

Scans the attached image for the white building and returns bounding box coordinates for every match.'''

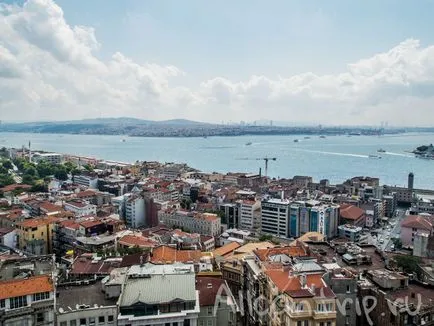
[32,152,63,165]
[160,211,221,236]
[261,198,291,237]
[238,200,261,231]
[0,228,17,248]
[125,195,145,228]
[64,201,97,217]
[73,174,99,189]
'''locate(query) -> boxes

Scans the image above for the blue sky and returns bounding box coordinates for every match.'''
[1,0,434,125]
[54,0,434,81]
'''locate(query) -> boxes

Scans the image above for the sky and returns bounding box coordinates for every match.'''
[1,0,434,126]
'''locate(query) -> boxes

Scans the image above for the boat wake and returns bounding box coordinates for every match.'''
[297,149,369,158]
[382,152,413,158]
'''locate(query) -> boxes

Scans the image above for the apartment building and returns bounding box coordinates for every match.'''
[73,173,99,189]
[16,217,58,255]
[125,195,145,228]
[32,152,63,165]
[238,199,261,231]
[400,215,433,247]
[63,201,97,217]
[160,210,221,236]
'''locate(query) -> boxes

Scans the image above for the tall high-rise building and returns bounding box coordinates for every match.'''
[261,198,291,237]
[408,172,414,190]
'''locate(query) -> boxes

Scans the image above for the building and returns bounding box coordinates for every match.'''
[322,264,358,326]
[219,203,240,229]
[400,215,433,247]
[160,210,221,236]
[339,204,366,227]
[383,193,397,218]
[56,282,118,326]
[32,152,63,165]
[338,224,363,242]
[117,264,200,325]
[196,277,238,326]
[73,173,99,189]
[0,228,17,248]
[63,201,97,217]
[0,256,56,326]
[16,217,58,255]
[238,200,261,231]
[289,201,340,238]
[125,195,145,228]
[261,198,291,237]
[0,275,55,326]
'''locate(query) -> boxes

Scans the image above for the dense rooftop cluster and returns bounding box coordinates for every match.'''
[0,148,433,325]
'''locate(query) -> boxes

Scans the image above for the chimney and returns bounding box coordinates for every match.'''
[300,274,307,288]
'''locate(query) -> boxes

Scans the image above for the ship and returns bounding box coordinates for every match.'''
[369,154,382,159]
[319,135,326,139]
[245,142,252,146]
[294,139,299,143]
[377,149,386,153]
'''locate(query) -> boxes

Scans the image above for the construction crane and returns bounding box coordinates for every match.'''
[237,157,277,177]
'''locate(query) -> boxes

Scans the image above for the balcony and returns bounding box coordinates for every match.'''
[313,310,337,320]
[286,309,312,319]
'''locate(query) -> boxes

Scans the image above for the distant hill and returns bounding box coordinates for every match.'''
[0,117,212,134]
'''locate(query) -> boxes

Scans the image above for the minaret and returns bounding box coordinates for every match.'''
[28,141,31,162]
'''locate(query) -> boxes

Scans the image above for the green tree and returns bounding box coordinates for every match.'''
[2,160,13,170]
[0,174,14,187]
[394,255,421,273]
[24,167,37,177]
[54,168,68,181]
[22,174,35,185]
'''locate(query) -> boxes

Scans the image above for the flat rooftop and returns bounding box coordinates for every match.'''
[57,282,117,311]
[0,256,54,280]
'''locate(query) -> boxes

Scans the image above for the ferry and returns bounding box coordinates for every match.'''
[377,149,386,153]
[369,154,382,159]
[294,139,299,143]
[245,142,252,146]
[319,135,326,139]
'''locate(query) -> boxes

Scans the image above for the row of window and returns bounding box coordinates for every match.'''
[59,315,114,326]
[0,293,51,310]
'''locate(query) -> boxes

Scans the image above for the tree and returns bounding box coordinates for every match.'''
[0,174,14,188]
[54,168,68,181]
[2,160,13,170]
[22,174,35,185]
[394,255,421,274]
[24,167,37,177]
[392,238,402,249]
[259,234,274,242]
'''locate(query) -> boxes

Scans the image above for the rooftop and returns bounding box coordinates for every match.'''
[401,215,432,231]
[340,204,365,220]
[119,273,196,307]
[196,277,232,307]
[0,275,53,300]
[57,282,116,311]
[213,242,241,257]
[151,245,202,264]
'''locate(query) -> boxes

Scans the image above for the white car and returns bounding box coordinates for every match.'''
[379,239,384,244]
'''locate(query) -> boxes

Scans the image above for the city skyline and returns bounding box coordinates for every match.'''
[1,0,434,126]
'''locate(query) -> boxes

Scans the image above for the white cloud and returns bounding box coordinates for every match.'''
[1,0,434,125]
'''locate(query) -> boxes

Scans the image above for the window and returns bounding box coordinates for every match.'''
[60,322,67,326]
[207,321,212,326]
[199,321,204,326]
[295,302,304,311]
[33,292,50,301]
[89,317,95,325]
[10,295,27,309]
[207,306,213,315]
[37,312,44,323]
[346,285,351,293]
[70,321,77,326]
[98,316,105,324]
[107,315,114,323]
[79,318,86,326]
[296,321,309,326]
[327,322,332,326]
[0,299,5,309]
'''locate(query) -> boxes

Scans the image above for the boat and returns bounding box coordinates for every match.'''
[377,149,386,153]
[369,155,382,159]
[245,142,252,146]
[304,136,310,139]
[294,139,299,143]
[319,135,326,139]
[121,139,126,142]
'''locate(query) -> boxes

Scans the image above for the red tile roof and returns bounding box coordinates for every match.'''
[0,184,32,193]
[17,216,58,228]
[119,235,158,248]
[340,204,365,220]
[0,275,53,300]
[79,220,103,228]
[213,242,241,257]
[401,215,433,231]
[39,201,63,213]
[151,245,202,263]
[76,190,97,198]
